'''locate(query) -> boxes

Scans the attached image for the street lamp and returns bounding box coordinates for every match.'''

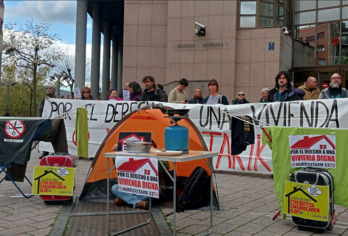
[62,68,75,99]
[50,73,64,98]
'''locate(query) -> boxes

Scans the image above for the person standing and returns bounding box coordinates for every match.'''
[81,86,94,100]
[268,71,300,102]
[231,91,249,105]
[128,81,143,101]
[168,78,189,103]
[319,73,348,99]
[157,84,168,102]
[298,76,320,100]
[203,79,229,105]
[140,75,167,102]
[38,85,56,116]
[37,85,56,159]
[259,88,270,102]
[188,88,204,104]
[109,89,123,101]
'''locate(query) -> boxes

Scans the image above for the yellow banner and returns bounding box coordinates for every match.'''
[32,166,75,196]
[284,180,329,221]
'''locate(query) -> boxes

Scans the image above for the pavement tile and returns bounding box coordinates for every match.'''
[253,231,282,236]
[223,230,252,236]
[22,227,52,236]
[210,222,239,234]
[261,220,296,234]
[234,222,266,234]
[177,223,209,235]
[0,225,36,236]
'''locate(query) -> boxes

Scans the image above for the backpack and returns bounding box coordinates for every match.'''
[177,167,211,212]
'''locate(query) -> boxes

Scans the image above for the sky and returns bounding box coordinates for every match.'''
[3,0,92,54]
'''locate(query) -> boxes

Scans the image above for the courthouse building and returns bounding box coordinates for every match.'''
[75,0,348,102]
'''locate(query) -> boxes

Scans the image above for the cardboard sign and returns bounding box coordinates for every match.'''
[32,166,75,196]
[289,135,336,168]
[116,156,159,198]
[284,180,329,221]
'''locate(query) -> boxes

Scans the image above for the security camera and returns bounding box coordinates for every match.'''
[195,21,206,36]
[195,21,206,29]
[281,26,290,35]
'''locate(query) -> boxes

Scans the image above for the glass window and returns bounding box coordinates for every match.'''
[344,0,348,6]
[318,0,340,9]
[240,1,256,14]
[260,17,273,26]
[318,8,340,22]
[260,2,273,17]
[318,58,326,65]
[343,7,348,19]
[295,0,315,11]
[307,36,315,42]
[261,0,273,3]
[296,11,316,25]
[240,16,256,27]
[317,45,325,52]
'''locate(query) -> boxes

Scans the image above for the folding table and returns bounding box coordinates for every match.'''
[104,150,218,236]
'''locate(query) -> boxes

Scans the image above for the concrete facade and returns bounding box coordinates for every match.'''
[75,0,289,103]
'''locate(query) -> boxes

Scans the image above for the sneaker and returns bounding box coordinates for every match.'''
[114,198,124,206]
[135,201,149,210]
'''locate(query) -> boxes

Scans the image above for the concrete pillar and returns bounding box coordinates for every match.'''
[117,35,123,92]
[74,0,87,91]
[102,21,111,100]
[90,3,101,100]
[111,33,118,90]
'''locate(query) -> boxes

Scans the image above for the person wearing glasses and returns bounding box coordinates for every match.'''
[81,86,93,100]
[319,73,348,99]
[203,79,229,105]
[231,91,249,105]
[268,71,300,102]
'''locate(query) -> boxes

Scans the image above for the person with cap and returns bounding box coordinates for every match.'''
[319,73,348,99]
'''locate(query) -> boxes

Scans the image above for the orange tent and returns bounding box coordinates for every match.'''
[80,107,213,201]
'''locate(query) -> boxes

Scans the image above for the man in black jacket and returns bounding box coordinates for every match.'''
[268,71,300,102]
[141,75,167,102]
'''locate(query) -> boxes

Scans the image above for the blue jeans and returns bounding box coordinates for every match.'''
[111,184,148,206]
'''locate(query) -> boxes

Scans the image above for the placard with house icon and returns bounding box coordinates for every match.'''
[284,180,329,221]
[117,132,152,151]
[115,156,159,198]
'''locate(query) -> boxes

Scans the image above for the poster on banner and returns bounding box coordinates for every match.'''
[284,180,329,221]
[116,156,159,198]
[41,98,348,174]
[32,166,75,196]
[289,135,336,168]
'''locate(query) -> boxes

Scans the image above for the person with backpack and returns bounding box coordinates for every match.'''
[203,79,229,105]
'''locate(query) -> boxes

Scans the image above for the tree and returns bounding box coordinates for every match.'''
[2,20,62,116]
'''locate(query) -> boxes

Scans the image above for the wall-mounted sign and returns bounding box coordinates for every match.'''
[173,41,229,50]
[269,42,275,51]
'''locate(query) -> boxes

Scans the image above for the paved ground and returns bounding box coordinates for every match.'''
[0,149,348,236]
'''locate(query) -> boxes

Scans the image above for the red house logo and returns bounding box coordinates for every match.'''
[118,158,158,176]
[291,135,335,150]
[118,134,146,149]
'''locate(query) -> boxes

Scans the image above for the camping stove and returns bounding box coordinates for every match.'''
[164,109,190,154]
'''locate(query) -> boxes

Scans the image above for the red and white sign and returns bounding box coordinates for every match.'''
[289,135,336,168]
[115,156,159,198]
[5,120,25,138]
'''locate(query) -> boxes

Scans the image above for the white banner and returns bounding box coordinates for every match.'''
[41,98,348,174]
